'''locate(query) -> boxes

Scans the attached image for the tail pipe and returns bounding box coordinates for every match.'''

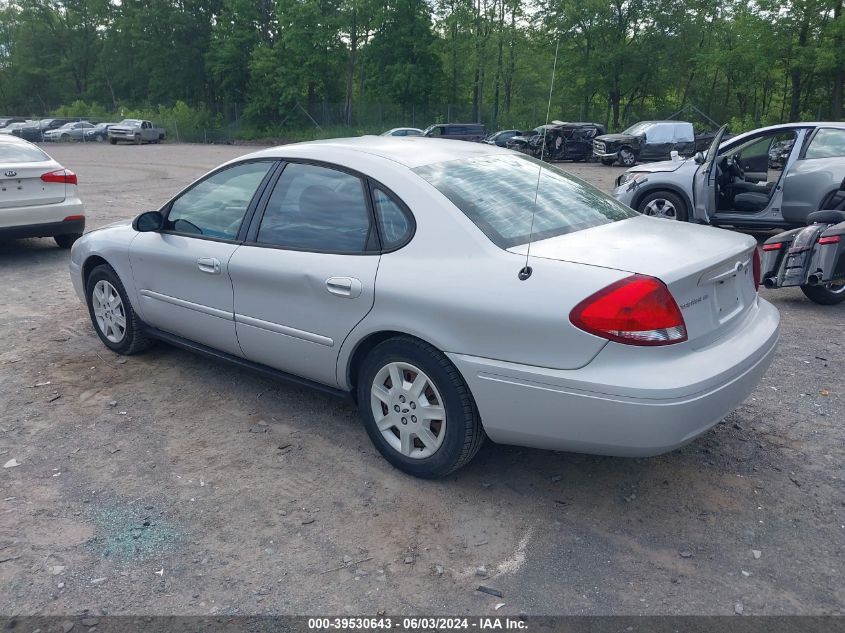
[806,273,822,286]
[763,277,778,289]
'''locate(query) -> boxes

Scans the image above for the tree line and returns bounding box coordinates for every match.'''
[0,0,842,136]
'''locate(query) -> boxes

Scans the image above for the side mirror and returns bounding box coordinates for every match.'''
[693,152,706,165]
[133,210,164,232]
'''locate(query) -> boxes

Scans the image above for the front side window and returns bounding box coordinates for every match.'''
[256,162,372,253]
[805,128,845,159]
[166,161,272,240]
[415,154,637,249]
[646,124,673,143]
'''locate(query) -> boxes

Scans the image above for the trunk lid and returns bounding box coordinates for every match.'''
[0,161,66,209]
[510,215,759,346]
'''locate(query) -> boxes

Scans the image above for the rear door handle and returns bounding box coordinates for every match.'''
[326,276,362,298]
[197,257,221,275]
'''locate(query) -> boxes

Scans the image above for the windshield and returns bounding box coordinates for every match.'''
[414,154,637,249]
[621,122,652,136]
[118,119,141,126]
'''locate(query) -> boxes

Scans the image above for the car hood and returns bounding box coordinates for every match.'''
[87,219,133,234]
[625,158,694,174]
[595,133,636,143]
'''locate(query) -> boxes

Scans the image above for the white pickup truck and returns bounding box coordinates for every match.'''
[108,119,166,145]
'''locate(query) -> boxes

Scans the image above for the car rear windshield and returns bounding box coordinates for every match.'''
[414,154,637,248]
[0,142,49,163]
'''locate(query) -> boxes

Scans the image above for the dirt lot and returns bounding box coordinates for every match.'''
[1,143,843,617]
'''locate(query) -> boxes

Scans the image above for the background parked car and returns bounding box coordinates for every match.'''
[108,119,166,144]
[380,127,422,137]
[84,122,117,142]
[42,120,96,142]
[594,120,698,166]
[483,129,522,147]
[18,118,74,142]
[422,123,487,141]
[508,122,605,162]
[0,121,30,136]
[0,135,85,248]
[0,117,27,129]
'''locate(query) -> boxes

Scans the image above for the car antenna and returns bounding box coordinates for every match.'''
[519,38,560,281]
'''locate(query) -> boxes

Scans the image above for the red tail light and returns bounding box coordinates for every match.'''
[752,248,761,291]
[819,235,841,245]
[41,169,77,185]
[762,242,782,251]
[569,275,688,346]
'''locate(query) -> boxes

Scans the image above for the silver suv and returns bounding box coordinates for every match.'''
[613,122,845,228]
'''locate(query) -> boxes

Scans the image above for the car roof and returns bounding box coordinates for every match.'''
[722,121,845,147]
[244,136,511,169]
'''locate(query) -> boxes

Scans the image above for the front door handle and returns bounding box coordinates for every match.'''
[326,276,362,298]
[197,257,221,275]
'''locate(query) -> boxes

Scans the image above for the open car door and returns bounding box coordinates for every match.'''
[692,124,728,224]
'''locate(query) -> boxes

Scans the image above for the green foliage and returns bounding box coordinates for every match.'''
[0,0,843,137]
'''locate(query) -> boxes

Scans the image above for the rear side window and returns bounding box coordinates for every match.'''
[415,154,636,249]
[0,142,49,162]
[805,128,845,159]
[256,162,372,253]
[372,187,413,249]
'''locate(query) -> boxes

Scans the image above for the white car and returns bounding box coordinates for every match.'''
[69,138,779,478]
[0,135,85,248]
[380,128,423,137]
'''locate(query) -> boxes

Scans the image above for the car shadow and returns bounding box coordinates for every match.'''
[0,237,69,264]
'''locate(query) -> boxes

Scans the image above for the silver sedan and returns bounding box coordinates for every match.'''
[69,138,780,478]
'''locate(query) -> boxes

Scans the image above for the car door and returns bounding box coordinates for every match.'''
[129,160,277,356]
[640,123,673,160]
[228,161,383,387]
[692,124,728,223]
[781,127,845,224]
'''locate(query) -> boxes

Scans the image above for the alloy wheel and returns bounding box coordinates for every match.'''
[91,280,127,343]
[370,361,446,459]
[643,198,678,220]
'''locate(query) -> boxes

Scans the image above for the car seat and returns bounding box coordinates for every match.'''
[732,191,770,212]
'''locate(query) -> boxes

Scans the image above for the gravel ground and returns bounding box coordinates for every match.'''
[1,143,843,617]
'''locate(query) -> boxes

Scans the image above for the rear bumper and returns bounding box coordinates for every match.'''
[448,298,779,457]
[0,217,85,240]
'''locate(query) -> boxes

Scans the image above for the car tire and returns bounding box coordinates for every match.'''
[619,147,637,167]
[60,134,70,142]
[637,190,688,221]
[85,264,152,355]
[800,282,845,305]
[600,158,615,166]
[356,336,485,478]
[54,233,81,249]
[134,134,141,145]
[109,138,117,145]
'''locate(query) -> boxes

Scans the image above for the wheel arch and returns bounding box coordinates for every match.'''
[343,330,458,403]
[82,254,111,284]
[631,184,693,218]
